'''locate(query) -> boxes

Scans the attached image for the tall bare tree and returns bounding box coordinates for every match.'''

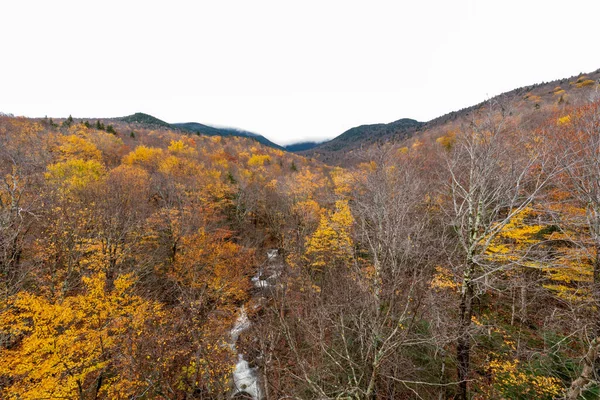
[440,100,552,399]
[551,100,600,399]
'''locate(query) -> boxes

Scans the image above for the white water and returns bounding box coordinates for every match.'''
[230,249,282,399]
[230,307,262,399]
[230,306,251,346]
[232,354,262,399]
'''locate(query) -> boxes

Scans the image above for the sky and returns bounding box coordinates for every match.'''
[1,1,599,145]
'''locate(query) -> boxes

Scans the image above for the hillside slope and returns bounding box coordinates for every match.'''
[303,69,600,164]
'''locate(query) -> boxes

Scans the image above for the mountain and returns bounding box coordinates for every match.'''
[284,141,322,152]
[317,118,423,151]
[303,69,600,164]
[116,113,283,150]
[300,118,424,163]
[285,119,423,154]
[172,122,283,150]
[117,112,172,128]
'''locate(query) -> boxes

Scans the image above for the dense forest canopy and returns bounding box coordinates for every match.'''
[1,75,600,399]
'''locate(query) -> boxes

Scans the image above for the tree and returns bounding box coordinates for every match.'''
[62,114,74,127]
[549,101,600,399]
[0,272,165,399]
[440,101,552,399]
[304,199,353,276]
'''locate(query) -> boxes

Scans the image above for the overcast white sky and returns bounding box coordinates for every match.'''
[1,1,599,145]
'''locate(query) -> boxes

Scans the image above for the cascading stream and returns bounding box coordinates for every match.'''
[229,249,281,399]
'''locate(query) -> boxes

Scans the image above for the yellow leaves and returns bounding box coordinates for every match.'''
[56,134,103,161]
[524,93,541,102]
[304,200,354,271]
[552,86,565,96]
[45,158,105,191]
[168,139,198,157]
[209,150,230,170]
[357,161,377,173]
[113,272,136,293]
[287,168,321,201]
[178,337,234,393]
[557,115,571,125]
[486,358,561,399]
[292,199,321,226]
[436,131,456,150]
[122,145,164,169]
[331,167,353,198]
[486,207,545,262]
[542,245,594,302]
[430,266,458,291]
[571,78,597,88]
[0,272,164,399]
[109,163,150,191]
[247,154,271,167]
[159,154,203,177]
[330,199,353,228]
[271,149,285,158]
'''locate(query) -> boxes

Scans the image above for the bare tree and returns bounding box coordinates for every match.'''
[551,100,600,399]
[257,145,444,399]
[440,100,553,399]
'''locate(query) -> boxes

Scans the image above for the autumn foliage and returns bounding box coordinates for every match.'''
[2,96,600,399]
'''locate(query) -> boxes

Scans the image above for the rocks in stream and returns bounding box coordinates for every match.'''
[230,249,282,400]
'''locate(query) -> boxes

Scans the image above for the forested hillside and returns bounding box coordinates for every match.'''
[304,69,600,165]
[2,77,600,399]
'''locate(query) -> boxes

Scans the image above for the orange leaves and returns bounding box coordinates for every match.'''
[0,113,339,397]
[291,199,321,227]
[172,228,253,306]
[285,168,322,201]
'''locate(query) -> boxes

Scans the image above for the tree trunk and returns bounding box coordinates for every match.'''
[457,265,475,400]
[593,244,600,381]
[594,244,600,336]
[566,337,599,400]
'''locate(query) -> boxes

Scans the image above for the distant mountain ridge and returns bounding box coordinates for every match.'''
[172,122,283,150]
[302,69,600,163]
[116,113,283,150]
[113,68,600,162]
[283,141,322,152]
[298,118,423,157]
[118,112,172,128]
[322,118,423,150]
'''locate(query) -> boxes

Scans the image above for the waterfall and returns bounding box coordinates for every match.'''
[229,249,281,399]
[230,307,261,399]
